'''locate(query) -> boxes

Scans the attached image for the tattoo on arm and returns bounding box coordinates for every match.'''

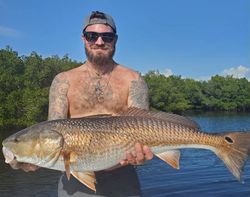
[128,76,149,110]
[48,73,69,120]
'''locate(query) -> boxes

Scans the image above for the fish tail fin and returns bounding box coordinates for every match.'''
[215,131,250,181]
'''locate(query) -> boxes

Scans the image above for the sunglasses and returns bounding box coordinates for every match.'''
[83,31,116,43]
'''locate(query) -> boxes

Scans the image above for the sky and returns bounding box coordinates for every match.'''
[0,0,249,80]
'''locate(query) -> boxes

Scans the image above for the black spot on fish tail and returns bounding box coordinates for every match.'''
[215,131,250,181]
[225,136,234,144]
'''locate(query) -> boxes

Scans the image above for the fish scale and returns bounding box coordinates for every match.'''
[56,116,219,158]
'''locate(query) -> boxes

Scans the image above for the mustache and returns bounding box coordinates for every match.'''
[90,45,111,50]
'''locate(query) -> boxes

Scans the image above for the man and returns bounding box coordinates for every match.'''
[48,11,153,196]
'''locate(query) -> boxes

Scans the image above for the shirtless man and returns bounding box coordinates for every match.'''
[48,11,153,196]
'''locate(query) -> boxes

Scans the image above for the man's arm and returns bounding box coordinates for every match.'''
[120,75,153,166]
[48,73,69,120]
[127,75,149,110]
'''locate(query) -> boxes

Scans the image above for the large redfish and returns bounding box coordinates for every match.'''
[2,108,250,192]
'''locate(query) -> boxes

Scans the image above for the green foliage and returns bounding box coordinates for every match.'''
[144,71,250,113]
[22,88,49,125]
[0,47,81,129]
[201,75,250,111]
[144,71,192,113]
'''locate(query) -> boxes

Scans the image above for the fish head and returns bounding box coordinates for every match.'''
[2,121,64,169]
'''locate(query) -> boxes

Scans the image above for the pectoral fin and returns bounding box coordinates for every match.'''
[63,152,71,180]
[72,171,97,192]
[63,151,79,180]
[156,150,180,169]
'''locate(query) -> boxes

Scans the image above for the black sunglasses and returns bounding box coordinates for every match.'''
[83,31,116,43]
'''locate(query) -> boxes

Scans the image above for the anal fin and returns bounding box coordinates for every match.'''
[156,150,180,169]
[72,171,97,192]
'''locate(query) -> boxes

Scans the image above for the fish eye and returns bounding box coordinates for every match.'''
[14,138,19,143]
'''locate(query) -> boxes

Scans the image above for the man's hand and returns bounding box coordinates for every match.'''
[120,143,153,166]
[10,162,40,172]
[18,163,40,172]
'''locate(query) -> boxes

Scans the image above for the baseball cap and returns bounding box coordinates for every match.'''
[83,11,117,33]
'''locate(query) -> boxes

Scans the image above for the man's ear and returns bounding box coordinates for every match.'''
[82,35,88,44]
[114,34,118,44]
[81,34,85,41]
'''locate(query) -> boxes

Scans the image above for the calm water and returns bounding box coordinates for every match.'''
[0,112,250,197]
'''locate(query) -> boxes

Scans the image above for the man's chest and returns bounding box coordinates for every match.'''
[66,77,129,117]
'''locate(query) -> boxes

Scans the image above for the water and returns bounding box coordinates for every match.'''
[0,112,250,197]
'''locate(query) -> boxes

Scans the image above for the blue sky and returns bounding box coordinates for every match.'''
[0,0,249,80]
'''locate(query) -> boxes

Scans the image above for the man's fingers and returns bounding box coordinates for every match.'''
[135,143,144,163]
[126,151,137,165]
[143,145,154,160]
[121,144,153,166]
[119,160,128,166]
[18,163,40,172]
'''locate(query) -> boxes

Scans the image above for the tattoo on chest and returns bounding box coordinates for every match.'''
[82,64,114,104]
[82,75,113,106]
[94,79,109,103]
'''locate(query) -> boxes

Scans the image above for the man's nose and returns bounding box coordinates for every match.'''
[95,36,105,45]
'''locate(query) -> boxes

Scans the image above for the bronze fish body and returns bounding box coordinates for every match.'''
[2,108,250,192]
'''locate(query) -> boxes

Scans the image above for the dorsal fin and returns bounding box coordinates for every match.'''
[80,114,113,119]
[119,107,200,130]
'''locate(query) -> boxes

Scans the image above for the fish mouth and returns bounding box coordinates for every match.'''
[2,147,21,169]
[2,146,15,164]
[2,146,26,170]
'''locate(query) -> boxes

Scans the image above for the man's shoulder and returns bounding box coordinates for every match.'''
[63,65,84,75]
[115,64,141,80]
[54,65,84,80]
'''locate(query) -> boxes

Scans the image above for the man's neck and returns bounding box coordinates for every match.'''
[86,60,115,75]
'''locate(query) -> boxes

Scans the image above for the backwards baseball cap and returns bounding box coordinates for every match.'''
[83,11,117,33]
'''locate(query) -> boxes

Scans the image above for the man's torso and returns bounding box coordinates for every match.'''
[64,64,140,118]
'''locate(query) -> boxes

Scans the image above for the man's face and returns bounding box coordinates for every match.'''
[83,24,117,65]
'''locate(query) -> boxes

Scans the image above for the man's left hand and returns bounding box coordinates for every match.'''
[120,143,153,166]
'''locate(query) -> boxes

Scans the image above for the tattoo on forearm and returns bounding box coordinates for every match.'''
[129,78,149,110]
[48,74,69,120]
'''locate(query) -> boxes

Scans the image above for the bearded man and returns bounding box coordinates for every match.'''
[48,11,153,196]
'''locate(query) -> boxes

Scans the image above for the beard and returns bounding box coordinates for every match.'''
[85,44,116,66]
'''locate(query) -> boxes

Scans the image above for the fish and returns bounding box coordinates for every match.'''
[2,108,250,192]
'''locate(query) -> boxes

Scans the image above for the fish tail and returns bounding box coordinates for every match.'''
[215,131,250,181]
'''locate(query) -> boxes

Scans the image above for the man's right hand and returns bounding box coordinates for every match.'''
[18,163,40,172]
[10,162,40,172]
